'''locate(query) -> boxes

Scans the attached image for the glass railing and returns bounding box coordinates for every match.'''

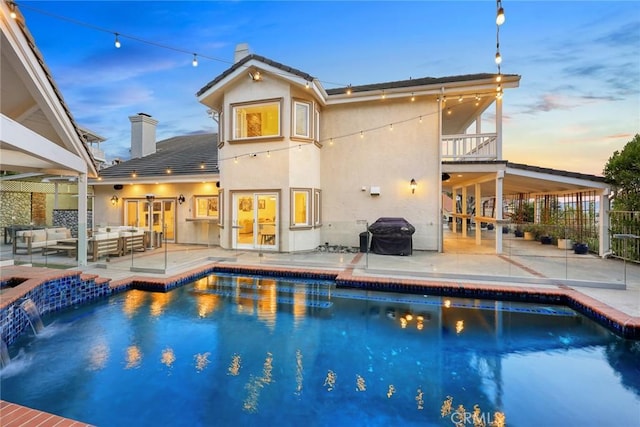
[2,219,637,289]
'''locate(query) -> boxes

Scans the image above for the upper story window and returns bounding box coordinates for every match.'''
[292,99,312,139]
[232,99,281,141]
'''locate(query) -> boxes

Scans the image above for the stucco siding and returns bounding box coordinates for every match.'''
[320,99,441,250]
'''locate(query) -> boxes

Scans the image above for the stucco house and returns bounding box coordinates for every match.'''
[0,1,98,265]
[91,43,610,256]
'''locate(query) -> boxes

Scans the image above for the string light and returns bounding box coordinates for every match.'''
[411,93,415,102]
[346,85,352,95]
[131,170,137,178]
[389,123,393,131]
[192,53,198,67]
[496,0,505,25]
[166,166,172,174]
[200,161,205,169]
[114,33,121,48]
[458,96,463,102]
[495,51,502,65]
[9,2,17,19]
[305,81,310,89]
[360,131,364,138]
[381,90,386,99]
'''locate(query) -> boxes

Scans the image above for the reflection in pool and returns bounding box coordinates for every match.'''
[1,273,639,426]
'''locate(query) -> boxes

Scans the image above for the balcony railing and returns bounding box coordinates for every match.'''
[89,145,106,162]
[442,133,497,161]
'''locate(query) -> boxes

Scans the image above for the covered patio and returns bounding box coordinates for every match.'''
[1,1,97,265]
[441,161,610,255]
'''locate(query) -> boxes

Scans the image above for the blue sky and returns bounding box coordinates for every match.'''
[16,1,640,176]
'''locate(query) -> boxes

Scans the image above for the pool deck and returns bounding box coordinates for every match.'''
[1,235,639,425]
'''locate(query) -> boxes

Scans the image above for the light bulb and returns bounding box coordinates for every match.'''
[114,33,121,48]
[192,54,198,67]
[496,7,505,25]
[495,52,502,65]
[496,74,502,82]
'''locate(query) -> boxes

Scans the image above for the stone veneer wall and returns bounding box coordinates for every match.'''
[53,209,93,238]
[0,192,31,228]
[0,274,113,346]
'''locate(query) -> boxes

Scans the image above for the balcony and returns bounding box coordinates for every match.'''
[89,145,106,163]
[441,133,497,161]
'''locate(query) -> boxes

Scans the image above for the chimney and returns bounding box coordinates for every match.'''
[234,43,250,63]
[129,113,158,158]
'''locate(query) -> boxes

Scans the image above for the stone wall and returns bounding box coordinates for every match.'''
[0,192,31,228]
[53,209,93,238]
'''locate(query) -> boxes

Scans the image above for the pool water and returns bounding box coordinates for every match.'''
[1,273,639,426]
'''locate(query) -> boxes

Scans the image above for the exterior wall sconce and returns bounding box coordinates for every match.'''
[178,194,186,205]
[410,179,417,194]
[110,195,119,206]
[146,194,155,202]
[248,70,262,81]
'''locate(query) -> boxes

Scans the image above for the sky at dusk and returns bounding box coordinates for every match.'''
[15,1,640,176]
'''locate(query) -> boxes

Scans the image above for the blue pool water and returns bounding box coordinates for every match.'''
[1,273,639,426]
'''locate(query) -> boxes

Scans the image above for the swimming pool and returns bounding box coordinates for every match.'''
[1,273,639,426]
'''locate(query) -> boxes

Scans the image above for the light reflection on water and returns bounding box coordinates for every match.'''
[0,274,638,426]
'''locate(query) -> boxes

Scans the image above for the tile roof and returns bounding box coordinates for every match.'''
[325,73,518,95]
[196,52,519,98]
[196,54,315,97]
[97,133,219,179]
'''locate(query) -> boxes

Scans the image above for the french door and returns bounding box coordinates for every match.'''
[232,192,278,250]
[125,199,176,242]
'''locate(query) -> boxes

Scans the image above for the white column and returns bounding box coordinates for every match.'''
[496,171,504,254]
[496,95,503,160]
[475,183,482,245]
[599,190,610,257]
[77,173,88,266]
[462,186,468,238]
[438,88,444,253]
[54,182,59,209]
[452,187,458,235]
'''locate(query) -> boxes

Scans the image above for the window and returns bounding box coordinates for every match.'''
[232,99,281,140]
[292,100,312,139]
[290,188,311,227]
[194,195,219,219]
[313,188,322,227]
